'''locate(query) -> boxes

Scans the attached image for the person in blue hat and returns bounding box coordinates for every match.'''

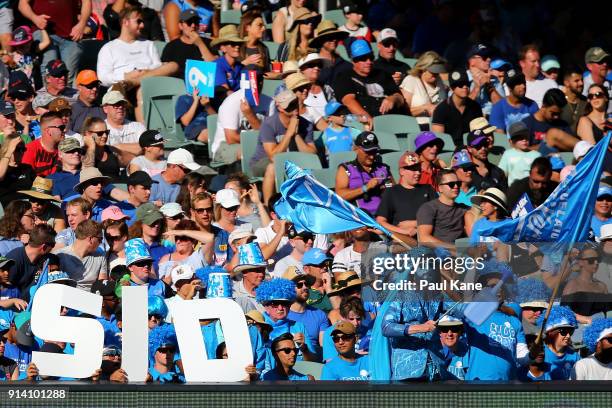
[332,38,404,126]
[451,149,478,207]
[147,324,185,383]
[490,59,512,98]
[321,101,361,155]
[591,185,611,240]
[302,248,333,312]
[123,238,168,298]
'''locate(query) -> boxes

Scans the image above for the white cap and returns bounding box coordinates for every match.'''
[378,28,398,43]
[102,90,127,105]
[171,264,195,290]
[160,202,184,218]
[215,188,240,208]
[598,328,612,342]
[599,223,612,242]
[298,53,325,69]
[228,223,255,243]
[573,140,593,160]
[167,148,200,171]
[437,315,464,327]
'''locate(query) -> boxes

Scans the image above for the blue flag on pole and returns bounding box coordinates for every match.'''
[274,161,392,236]
[27,259,49,311]
[477,132,611,254]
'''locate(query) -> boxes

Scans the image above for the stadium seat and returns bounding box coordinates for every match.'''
[240,130,263,182]
[376,130,400,152]
[559,152,574,166]
[336,44,349,60]
[262,79,283,98]
[493,133,510,149]
[113,183,128,192]
[293,361,324,380]
[433,132,456,152]
[328,151,356,170]
[396,55,417,67]
[263,41,280,61]
[381,151,403,181]
[323,9,345,27]
[373,115,421,137]
[488,153,501,166]
[141,76,188,149]
[154,41,166,57]
[221,9,241,25]
[311,168,335,188]
[274,152,322,191]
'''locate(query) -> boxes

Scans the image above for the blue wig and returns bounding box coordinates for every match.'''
[583,318,612,353]
[148,323,178,361]
[515,278,551,305]
[537,306,577,333]
[255,278,296,303]
[148,295,169,319]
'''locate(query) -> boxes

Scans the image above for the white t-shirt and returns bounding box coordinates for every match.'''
[571,355,612,380]
[211,89,274,156]
[400,75,446,124]
[55,246,108,291]
[272,254,303,278]
[106,119,147,146]
[97,38,162,87]
[525,77,558,108]
[128,156,167,176]
[332,245,362,277]
[304,86,333,122]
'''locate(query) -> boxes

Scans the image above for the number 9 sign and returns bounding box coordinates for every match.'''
[185,59,216,97]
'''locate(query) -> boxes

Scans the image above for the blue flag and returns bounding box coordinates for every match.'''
[274,161,392,236]
[478,132,611,254]
[27,259,49,311]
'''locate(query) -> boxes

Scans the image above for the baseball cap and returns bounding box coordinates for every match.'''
[75,70,100,86]
[490,59,511,71]
[124,238,152,266]
[171,264,195,291]
[298,53,325,69]
[241,1,262,15]
[378,28,398,44]
[585,47,610,64]
[287,225,314,241]
[33,93,55,110]
[505,69,526,89]
[541,55,561,72]
[302,248,331,266]
[45,60,68,77]
[160,203,184,218]
[215,188,241,209]
[179,9,198,22]
[0,256,15,269]
[102,90,127,106]
[354,131,380,152]
[597,185,612,199]
[467,43,492,59]
[91,279,116,296]
[398,151,420,169]
[48,97,72,113]
[342,1,363,14]
[127,171,158,188]
[274,89,298,110]
[448,70,470,88]
[8,71,34,98]
[452,150,476,170]
[14,311,34,347]
[508,121,530,139]
[136,202,164,225]
[139,130,166,148]
[58,137,81,153]
[0,101,15,116]
[167,148,200,171]
[350,39,373,59]
[467,129,487,147]
[331,321,356,335]
[324,101,349,117]
[101,205,131,222]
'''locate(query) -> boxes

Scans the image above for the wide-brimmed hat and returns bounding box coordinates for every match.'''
[74,167,111,193]
[470,187,508,214]
[282,265,316,287]
[285,72,311,91]
[328,270,362,295]
[309,19,349,48]
[9,26,33,47]
[288,8,321,32]
[298,53,325,69]
[281,60,299,78]
[18,177,59,201]
[437,315,464,327]
[245,310,272,328]
[211,25,245,47]
[233,242,269,273]
[414,131,444,153]
[469,117,496,134]
[600,223,612,242]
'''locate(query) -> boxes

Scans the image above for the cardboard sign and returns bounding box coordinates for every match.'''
[185,59,216,97]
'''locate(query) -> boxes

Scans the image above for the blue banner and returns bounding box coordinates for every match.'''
[185,59,216,97]
[27,259,49,311]
[478,132,611,253]
[274,161,392,236]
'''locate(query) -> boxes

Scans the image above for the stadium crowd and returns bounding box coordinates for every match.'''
[0,0,611,383]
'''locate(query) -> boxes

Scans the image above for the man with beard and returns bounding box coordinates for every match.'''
[466,128,508,191]
[560,68,587,133]
[572,318,612,380]
[506,157,557,211]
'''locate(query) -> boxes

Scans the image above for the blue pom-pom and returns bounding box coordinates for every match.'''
[255,278,296,303]
[516,278,551,304]
[537,306,577,332]
[583,318,612,353]
[148,323,178,361]
[148,295,169,319]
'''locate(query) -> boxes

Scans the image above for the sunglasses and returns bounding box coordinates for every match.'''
[132,260,152,268]
[149,314,162,320]
[110,102,126,109]
[300,17,319,26]
[380,40,398,48]
[602,337,612,344]
[597,196,611,202]
[302,63,322,70]
[157,347,175,353]
[48,124,66,132]
[556,328,575,336]
[471,142,488,150]
[175,235,194,242]
[166,214,184,221]
[332,333,355,343]
[522,306,545,312]
[587,92,606,100]
[275,347,299,355]
[581,257,600,264]
[294,234,314,242]
[265,300,291,308]
[194,207,213,214]
[106,234,123,241]
[82,82,99,90]
[402,165,421,171]
[295,280,311,289]
[441,181,461,189]
[438,326,462,333]
[65,149,83,155]
[184,18,200,26]
[353,54,374,63]
[223,205,240,212]
[90,130,109,137]
[103,349,121,357]
[453,82,470,89]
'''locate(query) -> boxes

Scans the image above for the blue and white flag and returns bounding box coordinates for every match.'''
[478,132,611,255]
[27,259,49,311]
[274,161,392,236]
[185,59,216,97]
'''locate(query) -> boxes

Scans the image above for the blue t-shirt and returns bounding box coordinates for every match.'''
[455,186,477,207]
[544,346,580,380]
[130,278,167,298]
[115,201,138,227]
[489,98,538,134]
[96,315,122,348]
[149,364,185,383]
[170,0,214,35]
[288,307,330,358]
[323,126,356,154]
[175,94,208,140]
[150,174,180,205]
[321,354,370,380]
[517,365,552,382]
[261,367,310,381]
[48,170,114,201]
[442,343,471,380]
[0,285,20,300]
[215,57,243,92]
[591,216,611,239]
[91,199,114,222]
[3,342,36,380]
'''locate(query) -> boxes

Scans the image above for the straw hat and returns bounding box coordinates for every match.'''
[282,265,316,287]
[470,188,508,215]
[281,60,299,78]
[285,72,311,91]
[288,8,321,32]
[245,310,272,329]
[18,177,59,202]
[309,19,349,48]
[74,167,111,193]
[328,270,362,295]
[211,25,245,47]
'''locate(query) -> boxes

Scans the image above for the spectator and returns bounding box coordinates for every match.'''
[2,311,37,379]
[47,137,89,200]
[21,111,64,177]
[400,51,448,130]
[210,24,245,99]
[451,150,478,207]
[6,224,55,299]
[164,264,203,323]
[161,9,216,78]
[276,8,319,62]
[17,177,65,233]
[373,28,409,87]
[335,131,392,216]
[506,157,557,210]
[129,203,172,270]
[75,167,114,221]
[90,278,120,348]
[324,295,369,357]
[571,318,612,380]
[489,59,512,98]
[124,237,167,297]
[438,316,469,380]
[33,60,78,104]
[333,39,403,125]
[414,131,445,189]
[103,215,129,271]
[331,228,371,277]
[417,169,469,246]
[309,20,350,86]
[119,171,158,225]
[232,242,267,313]
[302,248,333,313]
[431,70,483,147]
[272,225,313,278]
[577,84,610,145]
[82,117,122,180]
[560,68,587,134]
[7,72,37,140]
[104,0,164,41]
[54,219,107,291]
[498,121,541,186]
[261,332,313,380]
[321,321,369,380]
[188,192,230,267]
[466,44,502,116]
[582,47,611,113]
[239,11,271,73]
[469,187,509,247]
[321,101,361,155]
[250,90,315,204]
[211,69,271,167]
[150,148,200,205]
[102,90,145,166]
[47,97,78,143]
[0,201,34,255]
[54,197,92,249]
[175,88,215,145]
[70,70,105,134]
[4,26,50,90]
[0,129,36,207]
[376,150,435,243]
[147,324,184,382]
[18,0,90,85]
[127,130,167,176]
[162,0,217,41]
[224,173,270,231]
[271,0,308,44]
[176,172,208,214]
[212,188,244,234]
[489,69,538,134]
[591,185,611,240]
[298,53,336,125]
[160,203,185,233]
[338,1,372,43]
[0,101,30,145]
[541,55,560,83]
[521,88,578,155]
[518,44,558,108]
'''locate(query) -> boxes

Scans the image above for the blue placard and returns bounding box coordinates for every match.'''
[185,59,216,97]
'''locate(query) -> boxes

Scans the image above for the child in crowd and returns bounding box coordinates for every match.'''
[338,1,373,45]
[322,102,361,156]
[0,257,21,304]
[175,88,216,143]
[498,121,541,186]
[1,26,50,89]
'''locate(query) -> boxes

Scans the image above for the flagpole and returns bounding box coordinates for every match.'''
[389,233,411,250]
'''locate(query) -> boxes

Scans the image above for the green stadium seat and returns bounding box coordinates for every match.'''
[396,55,417,67]
[263,41,280,61]
[493,133,510,149]
[376,130,400,152]
[438,151,454,165]
[153,41,166,57]
[323,9,345,27]
[206,114,225,168]
[113,183,128,192]
[433,132,456,152]
[240,130,263,182]
[293,361,324,380]
[274,152,322,191]
[328,151,356,170]
[381,151,403,181]
[141,76,188,149]
[336,44,349,60]
[373,115,421,137]
[221,10,241,25]
[262,79,283,97]
[559,152,574,166]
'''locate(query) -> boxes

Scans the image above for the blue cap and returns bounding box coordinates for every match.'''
[451,150,475,170]
[490,59,511,71]
[324,101,344,117]
[549,155,565,171]
[125,238,152,266]
[597,185,612,199]
[350,39,372,59]
[303,248,331,266]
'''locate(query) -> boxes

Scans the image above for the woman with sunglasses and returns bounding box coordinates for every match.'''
[298,53,336,127]
[82,117,121,181]
[0,132,35,207]
[213,188,244,234]
[562,246,608,318]
[0,201,35,254]
[158,219,207,281]
[261,332,313,380]
[103,219,129,272]
[276,9,320,62]
[577,84,610,145]
[9,80,39,141]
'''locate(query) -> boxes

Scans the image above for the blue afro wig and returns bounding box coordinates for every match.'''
[537,306,577,333]
[149,323,178,361]
[515,278,551,306]
[148,295,169,319]
[583,318,612,353]
[255,278,296,303]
